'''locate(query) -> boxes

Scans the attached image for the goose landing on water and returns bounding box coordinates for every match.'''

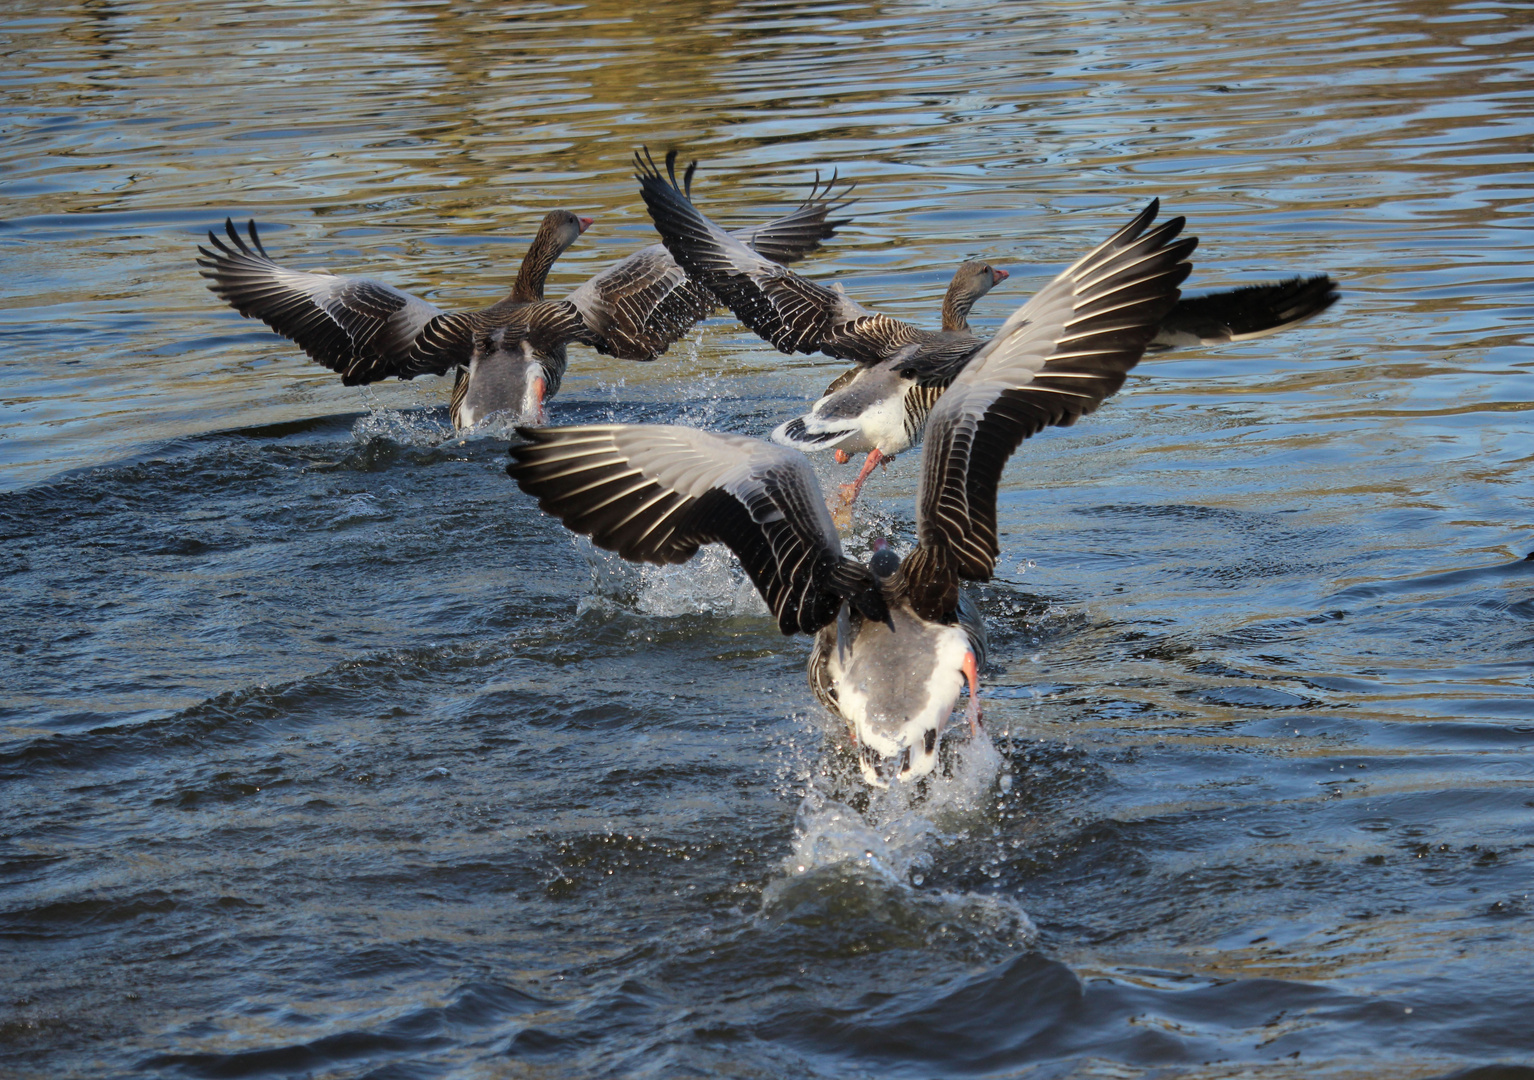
[197,168,854,432]
[636,148,1337,509]
[508,197,1195,787]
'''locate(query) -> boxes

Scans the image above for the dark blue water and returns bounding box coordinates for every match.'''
[5,0,1534,1076]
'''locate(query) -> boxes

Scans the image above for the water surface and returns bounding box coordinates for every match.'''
[3,0,1534,1076]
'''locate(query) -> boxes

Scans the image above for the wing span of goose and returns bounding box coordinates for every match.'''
[507,424,887,634]
[735,167,856,265]
[197,219,469,385]
[563,163,853,363]
[564,246,716,361]
[635,149,909,365]
[907,201,1197,613]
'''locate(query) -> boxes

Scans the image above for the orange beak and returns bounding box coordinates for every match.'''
[992,267,1009,285]
[577,216,594,234]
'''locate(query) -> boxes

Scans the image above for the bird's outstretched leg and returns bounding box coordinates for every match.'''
[961,650,983,736]
[838,448,888,506]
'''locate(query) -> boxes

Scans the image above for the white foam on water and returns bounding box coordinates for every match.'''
[576,539,643,605]
[574,539,770,621]
[762,720,1032,947]
[350,397,453,445]
[328,491,390,527]
[635,546,768,620]
[763,783,1036,946]
[782,790,937,887]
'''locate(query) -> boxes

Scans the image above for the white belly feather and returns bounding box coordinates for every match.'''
[827,607,971,785]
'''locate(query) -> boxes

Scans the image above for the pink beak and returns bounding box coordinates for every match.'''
[577,216,594,234]
[992,267,1009,284]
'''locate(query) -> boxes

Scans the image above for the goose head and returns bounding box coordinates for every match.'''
[539,209,594,252]
[941,260,1009,332]
[869,542,901,580]
[511,211,595,302]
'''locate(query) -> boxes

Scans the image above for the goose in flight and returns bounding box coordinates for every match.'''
[197,170,854,432]
[508,198,1196,786]
[636,149,1335,507]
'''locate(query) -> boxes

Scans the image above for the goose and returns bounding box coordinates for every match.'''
[635,149,1336,506]
[197,169,854,432]
[507,198,1195,786]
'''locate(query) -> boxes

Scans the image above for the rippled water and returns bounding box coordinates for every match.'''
[4,0,1534,1076]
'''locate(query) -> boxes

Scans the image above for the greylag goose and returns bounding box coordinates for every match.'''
[635,149,1336,506]
[507,199,1196,786]
[197,173,854,432]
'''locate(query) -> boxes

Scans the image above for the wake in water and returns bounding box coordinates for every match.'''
[763,746,1035,951]
[560,475,1033,946]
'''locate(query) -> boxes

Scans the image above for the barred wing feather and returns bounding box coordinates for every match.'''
[197,219,465,385]
[734,168,856,266]
[564,246,716,361]
[911,201,1197,603]
[507,424,885,634]
[566,163,854,362]
[636,149,906,365]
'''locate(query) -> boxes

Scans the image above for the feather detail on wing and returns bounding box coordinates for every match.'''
[566,162,855,362]
[733,168,857,266]
[564,245,717,361]
[1152,273,1339,350]
[635,149,913,364]
[906,201,1197,617]
[197,219,469,384]
[506,424,887,634]
[448,366,471,426]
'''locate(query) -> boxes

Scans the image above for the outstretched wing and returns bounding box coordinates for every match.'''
[507,424,886,634]
[1154,274,1338,350]
[636,149,919,365]
[564,245,717,361]
[197,219,471,385]
[906,201,1196,616]
[732,167,856,265]
[565,163,856,363]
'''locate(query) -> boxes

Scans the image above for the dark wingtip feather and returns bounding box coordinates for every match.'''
[1157,271,1340,345]
[246,219,271,259]
[827,559,890,630]
[224,218,249,255]
[633,145,665,185]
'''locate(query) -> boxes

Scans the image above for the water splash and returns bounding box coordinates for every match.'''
[460,411,531,443]
[575,539,770,621]
[782,791,937,887]
[763,785,1036,947]
[773,727,1013,893]
[350,398,453,446]
[636,547,768,619]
